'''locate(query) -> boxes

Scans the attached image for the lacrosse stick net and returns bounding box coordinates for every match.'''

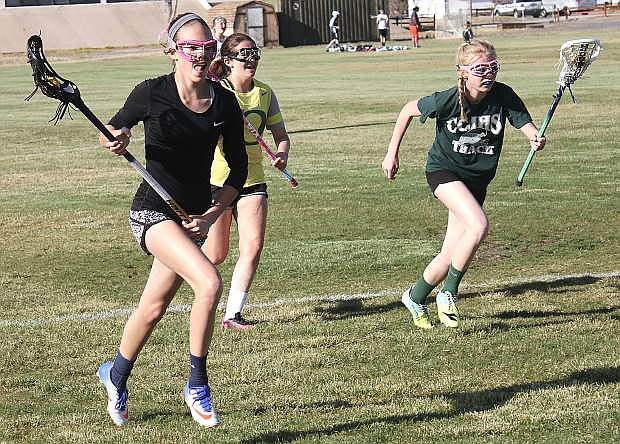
[558,38,601,87]
[26,35,78,123]
[516,38,602,187]
[25,35,190,222]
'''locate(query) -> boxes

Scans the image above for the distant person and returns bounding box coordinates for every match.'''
[326,10,341,51]
[393,9,403,25]
[376,9,390,47]
[463,21,474,43]
[409,6,421,48]
[212,16,227,54]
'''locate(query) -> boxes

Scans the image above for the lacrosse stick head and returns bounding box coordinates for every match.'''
[558,38,602,87]
[26,35,82,123]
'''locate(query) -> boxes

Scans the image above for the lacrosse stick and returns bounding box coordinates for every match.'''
[516,38,602,187]
[25,35,190,222]
[208,73,299,188]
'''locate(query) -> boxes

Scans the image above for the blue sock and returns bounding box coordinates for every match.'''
[110,351,134,391]
[189,353,208,388]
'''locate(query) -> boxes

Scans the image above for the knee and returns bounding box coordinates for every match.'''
[240,238,264,264]
[136,302,168,327]
[194,274,223,307]
[470,217,490,244]
[209,249,228,266]
[206,241,229,265]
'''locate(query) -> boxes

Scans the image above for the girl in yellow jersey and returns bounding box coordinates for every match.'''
[206,33,291,329]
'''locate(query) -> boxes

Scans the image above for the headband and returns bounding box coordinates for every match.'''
[168,13,206,40]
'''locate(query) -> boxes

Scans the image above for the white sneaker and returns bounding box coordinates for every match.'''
[184,383,220,427]
[97,361,129,426]
[436,290,460,328]
[401,288,433,329]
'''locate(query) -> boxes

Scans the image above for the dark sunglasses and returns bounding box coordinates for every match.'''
[228,47,262,62]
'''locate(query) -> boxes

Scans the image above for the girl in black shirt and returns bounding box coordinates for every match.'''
[97,13,247,428]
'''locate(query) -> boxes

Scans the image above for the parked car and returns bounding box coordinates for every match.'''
[493,0,545,17]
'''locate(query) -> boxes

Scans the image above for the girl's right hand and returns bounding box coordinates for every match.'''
[182,215,213,241]
[99,126,131,156]
[382,151,399,180]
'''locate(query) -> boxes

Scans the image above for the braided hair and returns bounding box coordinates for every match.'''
[455,39,497,123]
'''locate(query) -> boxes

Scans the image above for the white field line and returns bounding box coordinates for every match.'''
[1,271,618,329]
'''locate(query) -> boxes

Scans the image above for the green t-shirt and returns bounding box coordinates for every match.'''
[417,82,532,185]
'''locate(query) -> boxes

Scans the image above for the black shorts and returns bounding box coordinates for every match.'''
[425,170,488,205]
[379,29,388,37]
[211,183,268,209]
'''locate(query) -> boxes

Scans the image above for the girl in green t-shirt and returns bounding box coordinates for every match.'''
[381,39,546,329]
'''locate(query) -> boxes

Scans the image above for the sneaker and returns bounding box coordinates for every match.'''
[184,383,220,427]
[436,290,459,328]
[222,312,256,330]
[401,287,433,329]
[97,361,129,426]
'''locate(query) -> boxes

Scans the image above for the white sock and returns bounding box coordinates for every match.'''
[224,288,248,320]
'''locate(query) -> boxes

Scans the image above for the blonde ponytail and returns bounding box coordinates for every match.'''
[457,71,468,123]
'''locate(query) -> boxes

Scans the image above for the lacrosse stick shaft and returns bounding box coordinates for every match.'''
[516,85,564,187]
[76,100,191,222]
[241,115,299,188]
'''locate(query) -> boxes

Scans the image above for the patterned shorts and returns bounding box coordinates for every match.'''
[129,210,207,255]
[129,210,170,255]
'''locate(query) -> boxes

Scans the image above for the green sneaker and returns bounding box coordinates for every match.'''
[401,287,433,329]
[436,290,459,328]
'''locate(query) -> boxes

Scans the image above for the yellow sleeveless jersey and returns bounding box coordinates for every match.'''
[210,78,284,187]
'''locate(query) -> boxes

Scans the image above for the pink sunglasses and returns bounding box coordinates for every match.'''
[171,39,217,63]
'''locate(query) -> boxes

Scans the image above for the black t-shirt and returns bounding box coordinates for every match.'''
[411,11,421,27]
[109,73,248,219]
[418,82,532,185]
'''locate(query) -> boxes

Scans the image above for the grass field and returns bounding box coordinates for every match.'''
[0,26,619,443]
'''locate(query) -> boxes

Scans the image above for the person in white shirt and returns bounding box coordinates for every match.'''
[212,16,227,55]
[375,9,389,47]
[326,10,341,51]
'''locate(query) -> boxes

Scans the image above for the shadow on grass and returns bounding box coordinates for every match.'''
[241,366,620,443]
[288,121,392,135]
[240,412,449,444]
[446,366,620,413]
[314,299,401,321]
[312,274,616,321]
[495,306,619,320]
[478,274,614,298]
[461,318,572,335]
